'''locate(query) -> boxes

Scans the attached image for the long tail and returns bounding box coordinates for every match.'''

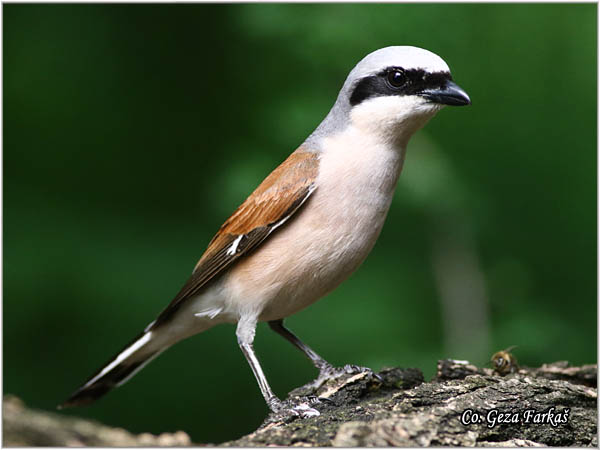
[58,327,166,409]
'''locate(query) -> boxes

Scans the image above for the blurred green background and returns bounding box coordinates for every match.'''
[4,3,596,444]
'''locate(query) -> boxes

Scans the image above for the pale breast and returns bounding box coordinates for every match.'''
[223,128,406,321]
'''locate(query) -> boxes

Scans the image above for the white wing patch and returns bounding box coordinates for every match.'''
[226,235,244,256]
[194,307,223,320]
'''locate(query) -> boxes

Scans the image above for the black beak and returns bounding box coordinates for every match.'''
[420,81,471,106]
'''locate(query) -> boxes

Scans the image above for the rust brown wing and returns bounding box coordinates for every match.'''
[152,148,319,327]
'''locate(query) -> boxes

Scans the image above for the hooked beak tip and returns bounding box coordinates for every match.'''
[420,81,471,107]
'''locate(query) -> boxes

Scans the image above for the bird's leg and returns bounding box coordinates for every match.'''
[236,317,319,418]
[237,339,280,410]
[268,319,380,386]
[268,319,334,377]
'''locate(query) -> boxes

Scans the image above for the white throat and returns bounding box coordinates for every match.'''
[349,95,443,149]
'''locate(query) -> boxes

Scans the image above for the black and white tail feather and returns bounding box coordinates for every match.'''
[58,328,165,408]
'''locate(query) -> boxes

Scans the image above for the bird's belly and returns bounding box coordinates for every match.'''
[225,201,390,321]
[224,141,404,322]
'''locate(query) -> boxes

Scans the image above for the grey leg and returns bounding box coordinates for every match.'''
[268,319,334,376]
[269,319,380,386]
[238,339,282,411]
[237,317,320,417]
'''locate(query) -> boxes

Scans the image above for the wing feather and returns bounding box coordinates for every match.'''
[152,148,319,326]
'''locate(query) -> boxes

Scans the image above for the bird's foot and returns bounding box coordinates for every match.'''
[288,402,321,418]
[267,396,321,420]
[310,363,382,390]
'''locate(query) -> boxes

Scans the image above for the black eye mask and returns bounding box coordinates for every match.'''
[350,67,453,106]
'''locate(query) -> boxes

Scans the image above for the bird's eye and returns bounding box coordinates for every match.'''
[387,69,407,88]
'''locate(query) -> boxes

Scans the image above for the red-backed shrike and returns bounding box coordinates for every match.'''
[60,46,470,417]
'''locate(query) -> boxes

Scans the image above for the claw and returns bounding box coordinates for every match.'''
[342,365,382,383]
[291,403,320,418]
[318,364,378,381]
[343,364,361,373]
[305,395,321,405]
[268,397,321,419]
[342,364,373,375]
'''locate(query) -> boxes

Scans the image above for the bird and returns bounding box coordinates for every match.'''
[59,46,470,417]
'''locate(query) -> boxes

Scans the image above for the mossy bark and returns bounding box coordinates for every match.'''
[4,360,596,447]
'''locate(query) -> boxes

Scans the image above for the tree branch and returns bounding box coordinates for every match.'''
[4,360,596,447]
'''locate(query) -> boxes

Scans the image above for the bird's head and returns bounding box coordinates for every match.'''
[314,46,470,148]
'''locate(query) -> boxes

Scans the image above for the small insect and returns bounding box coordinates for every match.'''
[491,346,519,375]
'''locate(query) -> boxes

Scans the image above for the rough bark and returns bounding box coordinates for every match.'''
[4,360,597,447]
